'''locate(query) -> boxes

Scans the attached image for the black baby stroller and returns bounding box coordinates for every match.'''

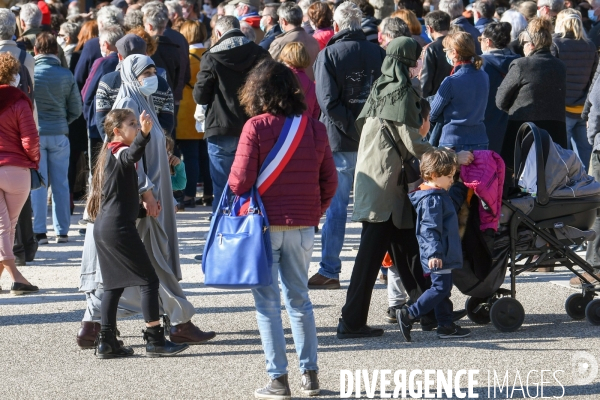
[453,122,600,332]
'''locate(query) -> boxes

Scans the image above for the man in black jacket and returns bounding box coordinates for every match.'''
[309,1,385,290]
[143,5,181,96]
[193,16,269,213]
[420,10,452,98]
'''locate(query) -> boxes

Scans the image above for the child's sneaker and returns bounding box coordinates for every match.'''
[396,307,413,342]
[437,323,471,339]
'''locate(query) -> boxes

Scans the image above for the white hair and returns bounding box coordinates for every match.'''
[97,5,124,29]
[0,9,16,40]
[538,0,565,12]
[439,0,464,19]
[240,21,256,41]
[99,25,125,47]
[20,3,43,29]
[333,1,362,31]
[501,9,528,41]
[164,1,183,20]
[143,8,169,32]
[142,1,168,14]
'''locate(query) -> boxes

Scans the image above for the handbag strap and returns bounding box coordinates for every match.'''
[379,118,405,163]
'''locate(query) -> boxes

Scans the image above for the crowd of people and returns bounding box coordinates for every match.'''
[1,0,600,398]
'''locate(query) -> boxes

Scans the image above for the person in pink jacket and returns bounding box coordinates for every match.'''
[229,59,337,399]
[308,2,334,50]
[0,53,40,295]
[279,42,320,119]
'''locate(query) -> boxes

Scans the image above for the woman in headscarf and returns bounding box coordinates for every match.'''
[337,37,474,339]
[75,54,215,350]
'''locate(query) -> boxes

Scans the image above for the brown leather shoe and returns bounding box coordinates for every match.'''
[570,271,600,288]
[169,321,216,345]
[77,321,101,349]
[308,273,340,289]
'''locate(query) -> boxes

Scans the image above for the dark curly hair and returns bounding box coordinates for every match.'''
[307,2,333,30]
[239,59,306,118]
[482,21,512,49]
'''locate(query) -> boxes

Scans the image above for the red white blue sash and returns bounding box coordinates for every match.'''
[234,115,307,215]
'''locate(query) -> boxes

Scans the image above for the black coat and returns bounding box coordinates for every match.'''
[192,30,270,138]
[94,132,157,290]
[551,33,598,113]
[496,48,567,123]
[164,28,190,102]
[151,35,181,96]
[420,36,453,98]
[314,29,385,152]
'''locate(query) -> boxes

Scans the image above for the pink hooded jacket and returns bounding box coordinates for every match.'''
[460,150,505,231]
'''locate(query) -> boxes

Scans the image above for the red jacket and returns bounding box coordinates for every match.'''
[313,27,334,50]
[229,113,337,226]
[37,1,51,26]
[0,86,40,170]
[290,67,320,119]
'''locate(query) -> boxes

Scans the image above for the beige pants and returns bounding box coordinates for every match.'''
[0,166,30,261]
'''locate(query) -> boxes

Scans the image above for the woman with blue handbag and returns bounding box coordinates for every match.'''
[229,59,338,400]
[0,53,40,295]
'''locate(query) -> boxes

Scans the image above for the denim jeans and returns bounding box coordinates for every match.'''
[31,135,71,235]
[438,143,488,152]
[206,135,240,213]
[407,272,453,327]
[252,228,318,379]
[566,115,592,172]
[318,152,357,279]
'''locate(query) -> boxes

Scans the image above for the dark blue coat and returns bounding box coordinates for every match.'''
[482,48,520,153]
[409,183,467,274]
[74,37,101,91]
[82,53,119,140]
[259,24,282,50]
[452,16,482,54]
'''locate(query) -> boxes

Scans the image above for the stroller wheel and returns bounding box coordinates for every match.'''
[565,293,591,320]
[465,296,491,324]
[490,297,525,332]
[585,299,600,326]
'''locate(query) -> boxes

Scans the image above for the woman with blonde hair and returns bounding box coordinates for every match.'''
[279,42,320,119]
[0,53,40,295]
[552,8,598,171]
[429,31,489,151]
[177,20,213,207]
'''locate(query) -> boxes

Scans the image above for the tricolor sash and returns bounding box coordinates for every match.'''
[233,114,308,215]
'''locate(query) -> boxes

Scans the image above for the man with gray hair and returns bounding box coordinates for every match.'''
[268,1,320,80]
[537,0,564,21]
[439,0,482,53]
[0,7,38,266]
[228,0,263,43]
[74,5,124,91]
[193,15,269,215]
[473,0,495,33]
[308,1,385,293]
[19,3,68,67]
[379,16,410,49]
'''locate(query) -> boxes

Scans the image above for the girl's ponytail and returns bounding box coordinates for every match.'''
[473,54,483,70]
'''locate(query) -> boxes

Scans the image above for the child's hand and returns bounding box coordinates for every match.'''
[429,258,443,270]
[142,191,161,217]
[169,154,181,167]
[140,111,153,136]
[457,151,474,166]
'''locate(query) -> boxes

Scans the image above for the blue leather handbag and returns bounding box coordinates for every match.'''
[202,184,273,289]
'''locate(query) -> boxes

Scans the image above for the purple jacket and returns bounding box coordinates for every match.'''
[460,150,505,231]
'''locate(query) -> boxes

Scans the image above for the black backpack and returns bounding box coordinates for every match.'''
[17,49,34,103]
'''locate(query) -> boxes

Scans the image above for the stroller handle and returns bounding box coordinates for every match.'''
[514,122,553,206]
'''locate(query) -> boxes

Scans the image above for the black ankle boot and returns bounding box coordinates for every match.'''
[143,325,189,357]
[255,374,292,399]
[95,329,134,359]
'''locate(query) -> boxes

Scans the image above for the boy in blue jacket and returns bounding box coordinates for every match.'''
[398,148,470,341]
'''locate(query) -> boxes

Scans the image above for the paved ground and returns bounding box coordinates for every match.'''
[2,201,600,399]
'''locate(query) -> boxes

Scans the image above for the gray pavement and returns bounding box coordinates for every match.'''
[2,201,600,399]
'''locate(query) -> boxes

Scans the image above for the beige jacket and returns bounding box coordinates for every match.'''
[352,117,432,229]
[268,27,320,80]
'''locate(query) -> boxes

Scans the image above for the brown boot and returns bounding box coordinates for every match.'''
[77,321,101,349]
[169,321,216,345]
[308,273,340,289]
[569,271,600,289]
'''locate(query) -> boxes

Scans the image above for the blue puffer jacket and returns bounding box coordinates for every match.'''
[408,183,467,274]
[34,55,82,136]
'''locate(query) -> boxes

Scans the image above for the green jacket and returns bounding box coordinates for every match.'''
[352,117,432,229]
[170,161,187,191]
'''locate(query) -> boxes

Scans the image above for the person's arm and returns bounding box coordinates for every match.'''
[416,195,444,261]
[66,76,83,125]
[192,55,215,106]
[95,79,113,140]
[228,120,260,196]
[314,53,358,139]
[448,181,468,213]
[392,121,433,160]
[269,39,282,61]
[428,78,452,124]
[74,44,91,91]
[420,46,436,98]
[158,86,175,135]
[587,76,600,146]
[583,51,600,121]
[16,100,40,167]
[496,62,521,112]
[317,124,338,214]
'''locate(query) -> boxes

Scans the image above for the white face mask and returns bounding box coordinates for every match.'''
[57,36,66,47]
[9,73,20,87]
[139,75,158,96]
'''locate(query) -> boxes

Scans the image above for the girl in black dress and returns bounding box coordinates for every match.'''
[87,109,188,359]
